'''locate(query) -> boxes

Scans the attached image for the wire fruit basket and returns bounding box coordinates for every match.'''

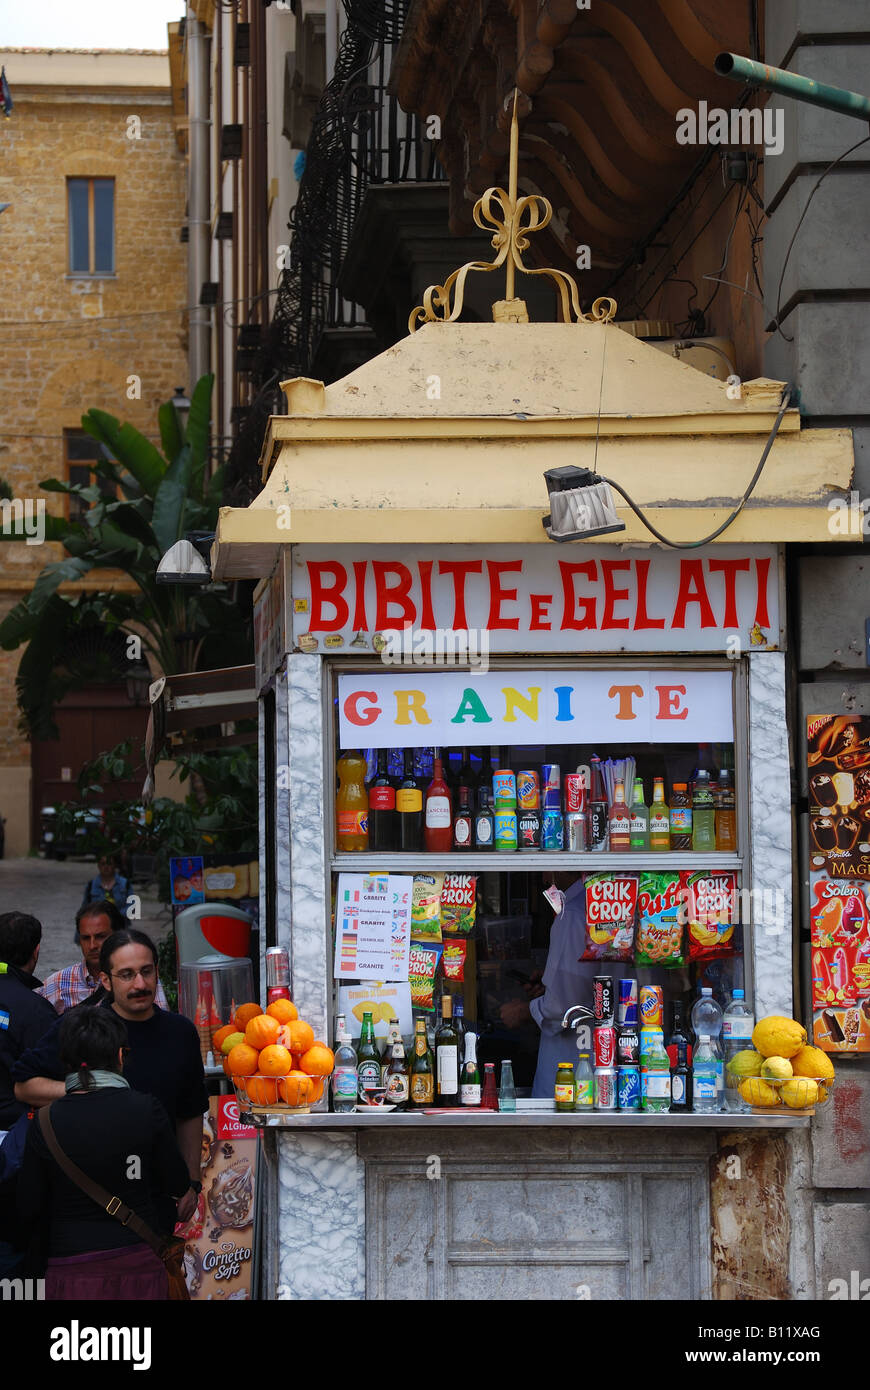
[233,1073,324,1116]
[740,1074,834,1114]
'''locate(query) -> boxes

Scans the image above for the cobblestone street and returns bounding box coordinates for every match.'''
[0,856,169,977]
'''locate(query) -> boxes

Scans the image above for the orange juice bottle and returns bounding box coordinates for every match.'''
[336,750,369,851]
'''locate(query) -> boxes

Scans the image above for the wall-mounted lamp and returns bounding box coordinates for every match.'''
[542,466,625,542]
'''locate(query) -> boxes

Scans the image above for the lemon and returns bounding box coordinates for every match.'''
[790,1045,835,1081]
[725,1049,763,1080]
[221,1031,246,1056]
[817,1084,829,1103]
[739,1076,780,1107]
[781,1077,818,1109]
[760,1055,793,1080]
[751,1015,807,1059]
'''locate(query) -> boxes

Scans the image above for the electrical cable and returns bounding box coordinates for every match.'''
[596,383,794,549]
[773,131,870,340]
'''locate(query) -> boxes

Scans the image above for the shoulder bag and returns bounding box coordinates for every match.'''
[37,1105,190,1301]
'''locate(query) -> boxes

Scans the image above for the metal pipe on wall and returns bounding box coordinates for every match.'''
[187,5,212,387]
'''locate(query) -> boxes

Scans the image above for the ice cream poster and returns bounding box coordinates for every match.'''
[808,716,870,1051]
[176,1096,258,1300]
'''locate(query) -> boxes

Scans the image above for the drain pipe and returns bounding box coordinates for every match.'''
[715,52,870,121]
[187,6,211,386]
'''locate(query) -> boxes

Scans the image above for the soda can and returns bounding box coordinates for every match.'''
[564,773,585,813]
[639,1027,663,1064]
[617,1025,640,1065]
[541,808,564,851]
[492,770,516,806]
[617,978,638,1026]
[517,808,542,851]
[494,807,517,853]
[565,811,587,851]
[592,1024,616,1068]
[265,946,290,989]
[592,976,615,1024]
[617,1065,641,1111]
[542,764,561,808]
[586,802,609,851]
[593,1066,618,1111]
[516,770,540,809]
[639,985,664,1027]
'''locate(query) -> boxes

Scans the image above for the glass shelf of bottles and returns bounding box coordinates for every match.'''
[331,852,742,873]
[238,1107,809,1129]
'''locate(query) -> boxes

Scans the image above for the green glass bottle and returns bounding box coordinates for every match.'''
[410,1018,435,1108]
[629,776,649,850]
[356,1010,382,1099]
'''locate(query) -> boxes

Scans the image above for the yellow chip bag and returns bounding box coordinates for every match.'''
[411,873,444,942]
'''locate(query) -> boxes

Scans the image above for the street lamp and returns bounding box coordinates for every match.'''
[172,387,191,437]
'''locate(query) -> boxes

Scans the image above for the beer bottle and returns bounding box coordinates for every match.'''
[397,749,423,852]
[410,1018,435,1108]
[368,749,397,852]
[380,1017,402,1084]
[434,995,459,1106]
[384,1040,409,1110]
[356,1010,382,1098]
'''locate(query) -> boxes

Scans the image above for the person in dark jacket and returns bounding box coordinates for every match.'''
[0,912,57,1130]
[80,853,131,918]
[17,1006,191,1299]
[0,912,58,1274]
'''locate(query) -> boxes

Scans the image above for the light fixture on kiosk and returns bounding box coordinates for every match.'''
[542,465,626,542]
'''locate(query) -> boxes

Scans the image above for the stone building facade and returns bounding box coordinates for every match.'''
[0,48,187,853]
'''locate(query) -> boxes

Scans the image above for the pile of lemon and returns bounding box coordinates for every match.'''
[726,1015,835,1109]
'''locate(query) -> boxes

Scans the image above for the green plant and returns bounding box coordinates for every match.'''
[0,377,252,738]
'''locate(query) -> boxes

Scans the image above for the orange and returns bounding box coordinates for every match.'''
[258,1044,293,1077]
[245,1013,281,1050]
[246,1075,279,1105]
[266,999,299,1024]
[306,1076,325,1104]
[285,1019,315,1055]
[212,1023,237,1051]
[234,1002,263,1031]
[226,1042,260,1077]
[299,1043,335,1077]
[278,1072,312,1107]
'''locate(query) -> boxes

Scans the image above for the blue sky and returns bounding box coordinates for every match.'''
[2,0,185,49]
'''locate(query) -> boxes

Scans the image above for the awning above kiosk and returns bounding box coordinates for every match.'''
[212,322,853,581]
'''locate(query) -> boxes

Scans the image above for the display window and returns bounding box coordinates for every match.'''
[325,659,752,1112]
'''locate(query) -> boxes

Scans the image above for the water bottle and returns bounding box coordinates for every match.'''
[691,770,716,851]
[722,988,755,1112]
[692,1035,720,1113]
[691,987,723,1103]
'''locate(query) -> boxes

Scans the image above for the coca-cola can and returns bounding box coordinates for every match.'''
[566,811,587,851]
[593,1024,617,1068]
[564,773,586,813]
[617,978,638,1026]
[592,976,615,1024]
[617,1025,640,1064]
[594,1066,618,1111]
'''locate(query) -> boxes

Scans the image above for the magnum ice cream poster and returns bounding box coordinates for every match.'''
[176,1096,258,1299]
[807,716,870,1052]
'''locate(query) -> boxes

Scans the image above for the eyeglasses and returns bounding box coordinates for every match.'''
[110,964,157,984]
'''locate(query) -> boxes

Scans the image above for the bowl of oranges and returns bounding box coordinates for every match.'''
[214,1000,335,1117]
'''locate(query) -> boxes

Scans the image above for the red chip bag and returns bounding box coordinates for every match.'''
[442,939,467,982]
[581,874,637,961]
[686,872,738,960]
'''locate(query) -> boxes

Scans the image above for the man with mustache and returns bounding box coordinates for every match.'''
[13,929,206,1224]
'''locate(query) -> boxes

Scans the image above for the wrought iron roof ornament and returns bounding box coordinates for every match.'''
[409,89,618,332]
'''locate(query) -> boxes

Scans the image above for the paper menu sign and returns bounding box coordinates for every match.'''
[337,981,413,1041]
[333,873,413,981]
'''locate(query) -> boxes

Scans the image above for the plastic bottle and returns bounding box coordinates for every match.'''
[669,783,693,850]
[691,770,716,852]
[692,1035,720,1113]
[722,988,755,1112]
[336,750,369,851]
[331,1019,359,1113]
[715,769,737,851]
[690,986,724,1103]
[641,1032,671,1113]
[574,1051,594,1110]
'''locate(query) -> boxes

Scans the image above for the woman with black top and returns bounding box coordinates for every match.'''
[17,1006,190,1299]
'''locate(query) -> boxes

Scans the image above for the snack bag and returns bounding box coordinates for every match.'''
[440,874,478,935]
[408,942,443,1011]
[635,872,686,968]
[442,939,467,982]
[685,871,738,960]
[411,873,445,942]
[582,874,638,961]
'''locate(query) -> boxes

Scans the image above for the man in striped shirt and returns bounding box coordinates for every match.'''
[38,903,167,1014]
